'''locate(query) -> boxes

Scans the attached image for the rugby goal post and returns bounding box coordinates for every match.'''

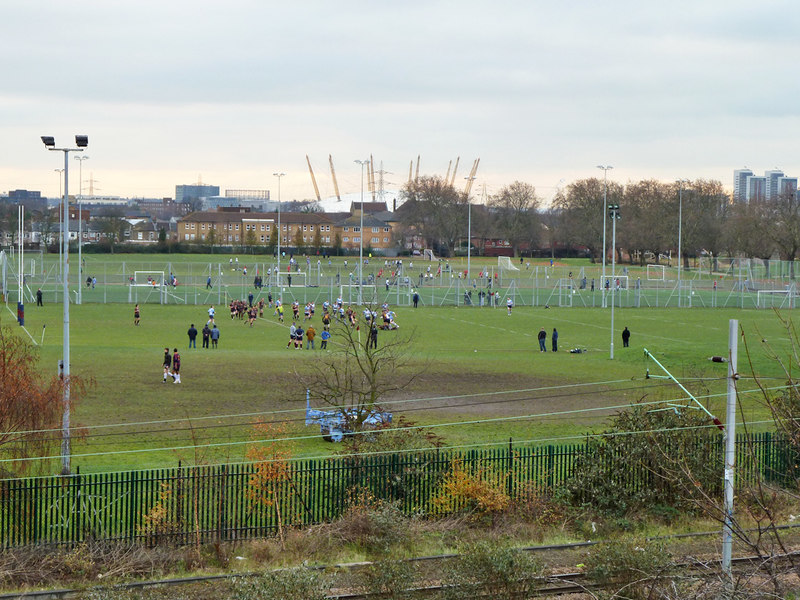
[757,287,795,309]
[498,256,520,271]
[646,264,665,281]
[132,271,165,286]
[340,284,377,305]
[604,275,629,290]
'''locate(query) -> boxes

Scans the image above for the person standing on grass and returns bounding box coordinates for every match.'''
[320,328,331,350]
[36,288,43,306]
[306,324,316,349]
[538,327,547,352]
[206,276,212,289]
[288,322,297,349]
[208,305,215,323]
[171,349,181,383]
[552,328,559,352]
[162,347,172,382]
[134,304,140,326]
[211,324,220,348]
[202,323,211,348]
[187,323,197,348]
[622,326,631,348]
[295,324,304,349]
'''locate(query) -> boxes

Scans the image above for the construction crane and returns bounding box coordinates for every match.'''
[445,160,452,183]
[449,156,460,186]
[329,155,342,201]
[408,161,413,185]
[464,158,480,195]
[415,155,420,182]
[306,155,321,202]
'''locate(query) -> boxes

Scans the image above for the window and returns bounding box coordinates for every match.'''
[324,236,330,243]
[344,226,349,232]
[266,225,270,231]
[260,235,265,242]
[184,233,190,240]
[235,235,239,241]
[309,225,314,231]
[283,224,287,231]
[354,236,360,243]
[343,236,350,242]
[235,224,240,230]
[201,223,206,230]
[383,237,388,243]
[303,225,307,231]
[384,227,390,232]
[372,237,379,244]
[353,226,360,232]
[261,224,265,231]
[372,227,379,233]
[191,223,195,230]
[190,233,195,240]
[137,232,143,240]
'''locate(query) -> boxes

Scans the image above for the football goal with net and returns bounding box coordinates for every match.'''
[340,284,377,305]
[128,271,166,303]
[646,264,665,281]
[498,256,520,271]
[757,287,795,309]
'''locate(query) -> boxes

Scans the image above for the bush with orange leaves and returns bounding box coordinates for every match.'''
[432,459,510,522]
[246,421,296,546]
[0,322,88,477]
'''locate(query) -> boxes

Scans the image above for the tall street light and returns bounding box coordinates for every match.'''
[676,179,689,308]
[273,172,285,301]
[597,166,613,307]
[54,169,64,278]
[464,176,476,283]
[41,134,88,476]
[355,159,369,305]
[608,203,620,359]
[75,156,89,305]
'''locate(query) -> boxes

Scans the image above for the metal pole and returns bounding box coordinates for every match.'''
[61,149,71,475]
[610,206,617,359]
[722,318,739,579]
[75,155,89,305]
[273,172,284,302]
[355,160,369,305]
[597,166,613,308]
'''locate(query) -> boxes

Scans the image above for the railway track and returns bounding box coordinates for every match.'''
[4,532,800,599]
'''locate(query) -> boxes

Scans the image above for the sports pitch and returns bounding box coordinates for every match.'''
[2,254,795,474]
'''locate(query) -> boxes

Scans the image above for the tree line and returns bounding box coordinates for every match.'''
[394,176,800,266]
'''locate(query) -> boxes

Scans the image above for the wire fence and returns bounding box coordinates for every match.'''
[2,254,799,310]
[0,431,794,548]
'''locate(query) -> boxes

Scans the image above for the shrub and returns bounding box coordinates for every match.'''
[231,568,329,600]
[439,541,542,600]
[584,537,672,597]
[356,559,418,599]
[432,460,510,522]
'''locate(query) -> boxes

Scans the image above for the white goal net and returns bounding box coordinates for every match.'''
[646,264,665,281]
[340,284,377,305]
[132,271,164,286]
[498,256,520,271]
[757,288,795,309]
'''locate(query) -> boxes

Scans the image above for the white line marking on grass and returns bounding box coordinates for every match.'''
[3,304,38,345]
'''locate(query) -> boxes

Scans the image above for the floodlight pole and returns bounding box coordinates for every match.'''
[676,179,688,308]
[41,135,87,476]
[722,319,739,581]
[597,166,613,308]
[54,169,64,278]
[608,204,620,359]
[465,176,476,281]
[355,159,369,305]
[273,172,285,302]
[75,156,89,305]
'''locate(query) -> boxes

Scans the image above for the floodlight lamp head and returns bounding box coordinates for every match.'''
[75,135,88,148]
[41,136,55,148]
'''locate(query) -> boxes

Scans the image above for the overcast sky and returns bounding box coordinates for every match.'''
[2,0,799,204]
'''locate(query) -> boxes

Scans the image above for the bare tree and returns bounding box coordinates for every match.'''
[397,176,465,256]
[488,181,541,257]
[298,309,418,431]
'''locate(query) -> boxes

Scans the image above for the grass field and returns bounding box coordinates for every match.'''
[2,254,796,475]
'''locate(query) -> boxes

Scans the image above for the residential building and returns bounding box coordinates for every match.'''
[733,169,753,203]
[764,169,785,202]
[745,176,766,203]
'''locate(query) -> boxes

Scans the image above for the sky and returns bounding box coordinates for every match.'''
[2,0,799,206]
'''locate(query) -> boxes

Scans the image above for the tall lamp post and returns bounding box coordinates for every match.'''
[608,203,620,359]
[41,134,88,476]
[273,172,285,301]
[54,169,64,279]
[355,159,369,305]
[597,165,613,307]
[676,179,689,308]
[464,176,476,282]
[75,156,89,305]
